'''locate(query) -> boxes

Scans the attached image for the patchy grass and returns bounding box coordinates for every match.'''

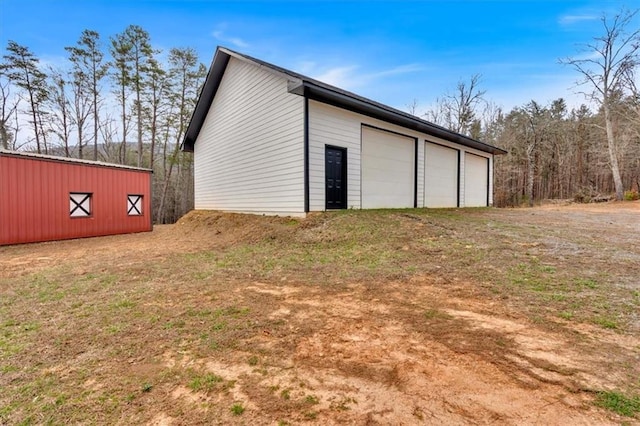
[188,372,224,393]
[595,391,640,417]
[0,205,639,423]
[230,403,245,415]
[305,394,320,405]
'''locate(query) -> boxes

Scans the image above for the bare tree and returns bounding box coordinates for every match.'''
[479,101,504,141]
[406,98,420,116]
[47,69,73,157]
[156,48,205,223]
[0,66,19,150]
[68,67,92,159]
[519,101,550,206]
[98,113,120,162]
[562,9,640,200]
[424,74,486,136]
[143,56,168,169]
[450,74,486,135]
[621,67,640,143]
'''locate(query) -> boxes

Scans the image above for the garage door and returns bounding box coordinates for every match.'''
[464,153,489,207]
[361,126,415,209]
[425,142,458,207]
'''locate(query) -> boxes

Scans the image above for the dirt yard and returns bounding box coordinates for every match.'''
[1,202,639,424]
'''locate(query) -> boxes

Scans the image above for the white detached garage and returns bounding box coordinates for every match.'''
[182,47,506,216]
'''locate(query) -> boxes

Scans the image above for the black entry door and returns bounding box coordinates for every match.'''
[325,146,347,209]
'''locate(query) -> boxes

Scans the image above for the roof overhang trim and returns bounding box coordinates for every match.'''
[181,50,231,152]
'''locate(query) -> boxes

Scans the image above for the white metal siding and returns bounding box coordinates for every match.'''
[308,102,423,210]
[361,127,415,208]
[464,152,489,207]
[424,142,458,208]
[308,102,363,210]
[194,57,305,215]
[308,100,494,211]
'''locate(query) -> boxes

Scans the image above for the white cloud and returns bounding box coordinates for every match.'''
[559,14,598,25]
[300,61,424,91]
[312,65,360,88]
[369,63,425,79]
[211,24,249,49]
[296,60,319,75]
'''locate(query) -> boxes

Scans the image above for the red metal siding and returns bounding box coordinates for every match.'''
[0,154,152,245]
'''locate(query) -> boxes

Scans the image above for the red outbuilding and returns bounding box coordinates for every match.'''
[0,150,152,245]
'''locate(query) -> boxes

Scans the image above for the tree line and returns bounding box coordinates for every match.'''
[0,25,206,223]
[1,10,638,220]
[414,9,640,206]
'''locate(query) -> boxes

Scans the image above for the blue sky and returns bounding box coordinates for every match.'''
[1,0,637,114]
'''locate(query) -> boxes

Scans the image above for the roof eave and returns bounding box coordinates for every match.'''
[0,149,153,172]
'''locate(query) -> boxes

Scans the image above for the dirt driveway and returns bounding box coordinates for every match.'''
[1,202,639,424]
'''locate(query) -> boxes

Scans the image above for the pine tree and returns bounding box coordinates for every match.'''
[109,30,133,164]
[3,41,49,153]
[65,30,108,160]
[123,25,153,167]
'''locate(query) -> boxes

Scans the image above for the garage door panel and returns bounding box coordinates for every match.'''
[362,127,415,209]
[425,143,458,207]
[464,153,489,207]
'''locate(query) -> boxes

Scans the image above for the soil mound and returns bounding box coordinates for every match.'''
[174,210,302,246]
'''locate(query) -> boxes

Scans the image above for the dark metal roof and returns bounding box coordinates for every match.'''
[181,46,507,155]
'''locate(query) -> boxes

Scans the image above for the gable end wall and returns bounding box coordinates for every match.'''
[194,57,305,216]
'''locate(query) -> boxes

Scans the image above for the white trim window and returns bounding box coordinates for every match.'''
[70,192,92,218]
